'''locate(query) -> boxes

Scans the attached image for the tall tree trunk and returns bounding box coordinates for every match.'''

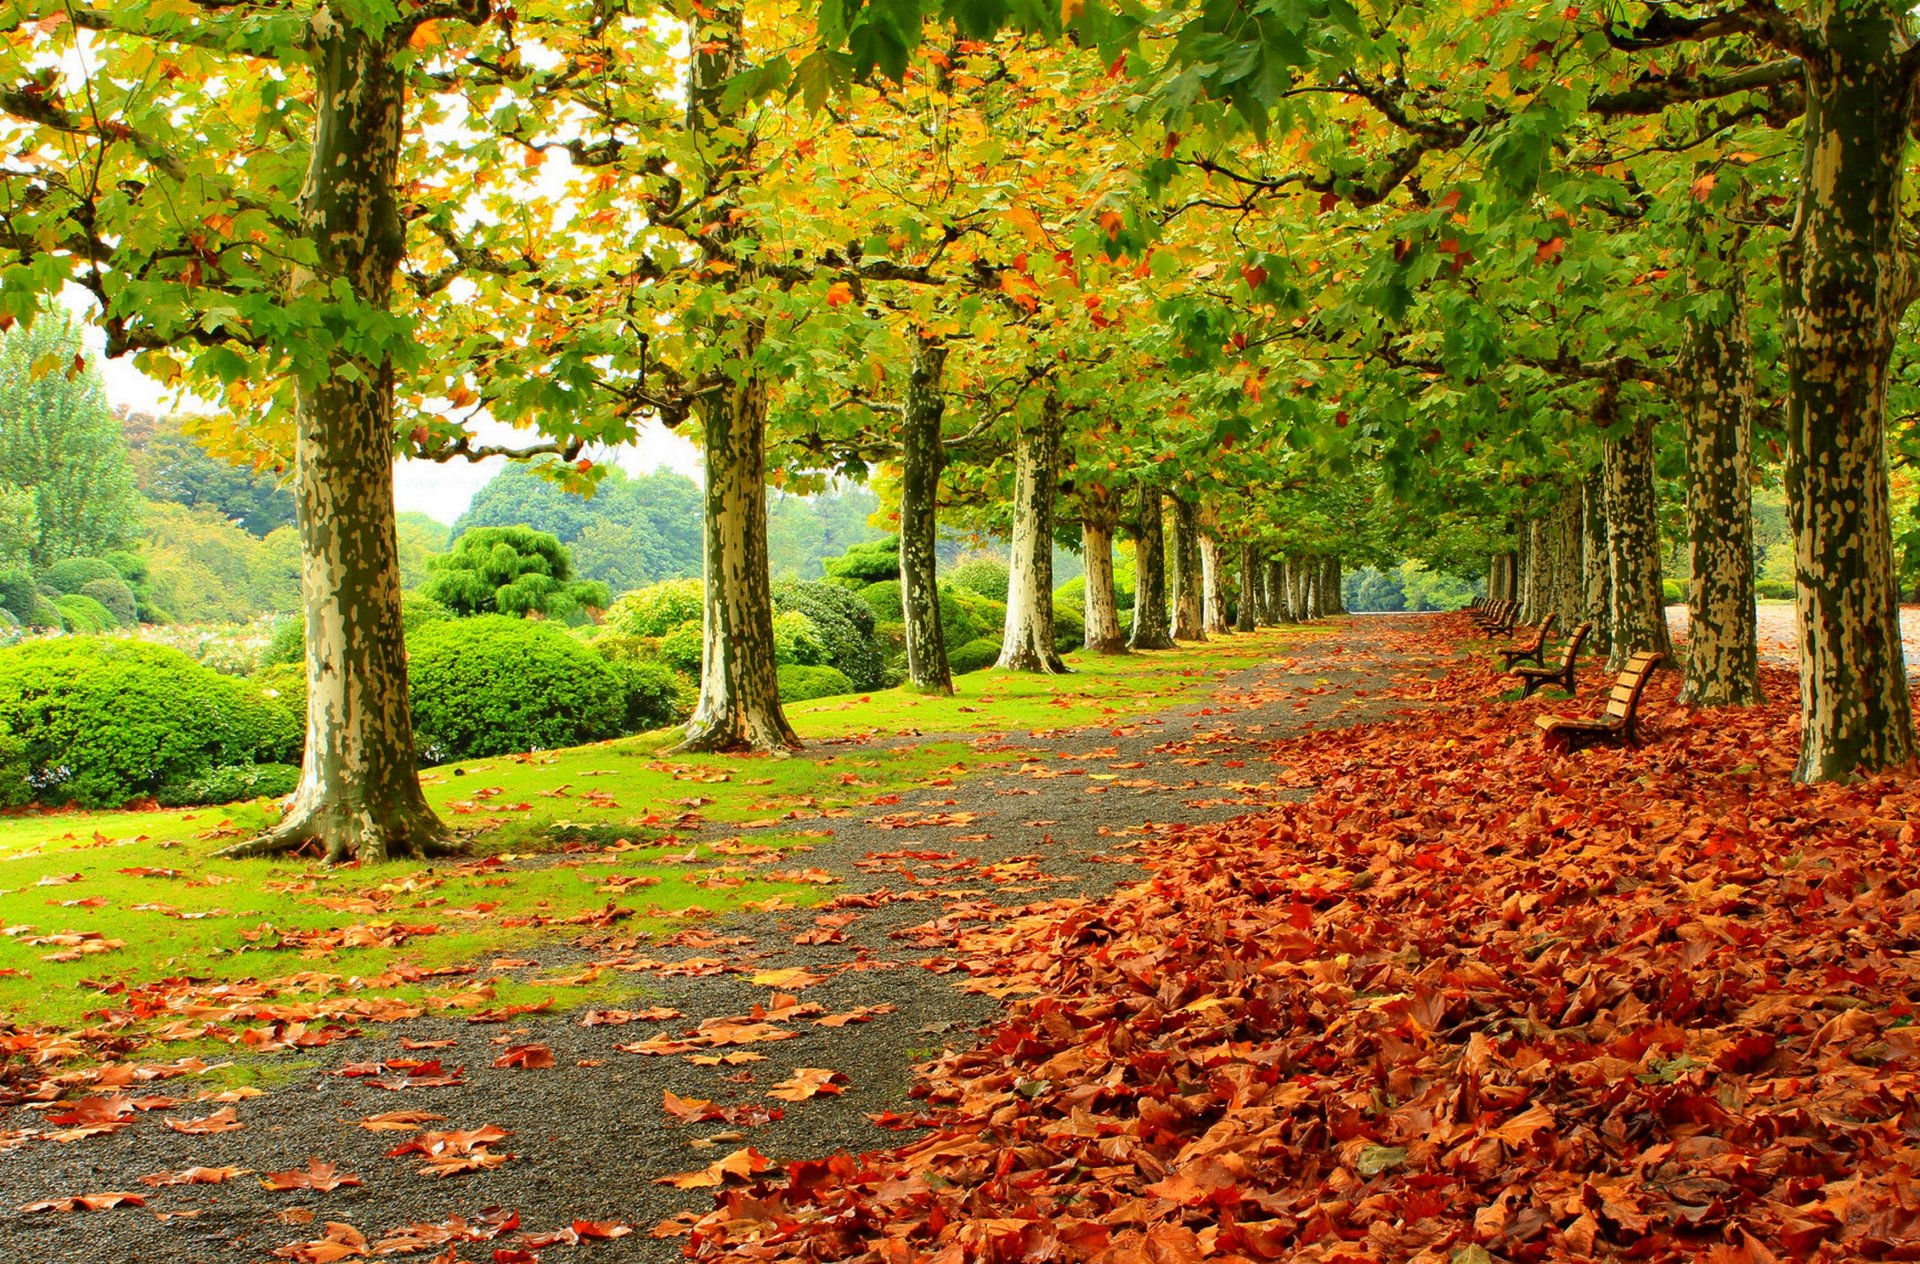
[898,334,952,693]
[1127,484,1176,650]
[1603,406,1673,673]
[1081,486,1127,655]
[1300,556,1321,621]
[1199,531,1231,635]
[676,4,795,751]
[222,19,447,863]
[1552,492,1583,626]
[1167,492,1206,640]
[1235,541,1257,632]
[997,393,1069,672]
[1781,20,1916,779]
[1582,469,1612,658]
[1321,557,1344,615]
[1267,556,1289,624]
[1679,259,1760,707]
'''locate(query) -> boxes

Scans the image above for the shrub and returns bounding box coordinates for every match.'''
[1052,601,1085,654]
[591,640,691,731]
[1661,578,1684,605]
[263,616,304,666]
[42,557,121,594]
[774,581,885,690]
[0,721,27,808]
[946,557,1010,603]
[0,638,300,807]
[402,592,453,633]
[25,593,62,629]
[822,536,899,586]
[604,579,705,638]
[778,663,854,702]
[253,662,307,726]
[424,526,609,619]
[1755,577,1794,600]
[1054,571,1136,614]
[948,637,1002,674]
[407,615,628,763]
[773,610,829,666]
[871,619,906,662]
[54,593,117,633]
[157,762,301,808]
[861,579,904,622]
[79,577,137,626]
[945,586,1006,647]
[0,569,37,622]
[656,619,705,675]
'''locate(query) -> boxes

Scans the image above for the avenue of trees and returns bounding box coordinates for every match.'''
[4,0,1917,859]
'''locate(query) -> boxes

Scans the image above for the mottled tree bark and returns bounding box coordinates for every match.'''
[1167,492,1206,641]
[222,16,453,862]
[1582,470,1612,659]
[1320,557,1344,615]
[1299,556,1321,621]
[1679,261,1760,707]
[1603,409,1673,673]
[1081,485,1127,655]
[1267,557,1290,624]
[997,393,1069,672]
[1551,492,1583,626]
[898,334,952,693]
[1199,531,1231,635]
[1235,541,1258,632]
[1780,16,1916,779]
[1127,485,1175,650]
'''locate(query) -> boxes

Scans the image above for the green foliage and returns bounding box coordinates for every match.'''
[155,762,300,808]
[823,535,900,585]
[948,637,1003,674]
[42,556,121,594]
[0,638,300,807]
[946,557,1011,603]
[407,616,630,764]
[401,592,454,633]
[1662,578,1684,605]
[253,662,306,727]
[861,579,904,621]
[944,586,1006,646]
[590,638,693,731]
[140,502,300,624]
[657,620,705,675]
[457,464,703,595]
[0,482,34,572]
[263,617,304,667]
[773,580,885,690]
[1052,601,1085,654]
[128,415,295,536]
[0,313,141,567]
[1054,569,1136,615]
[0,720,26,808]
[604,579,706,638]
[396,513,451,589]
[767,485,889,581]
[0,569,36,624]
[54,593,118,633]
[77,578,138,626]
[424,526,609,620]
[778,663,855,702]
[1343,562,1476,613]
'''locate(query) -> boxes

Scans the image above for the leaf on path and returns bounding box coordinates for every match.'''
[582,1006,681,1025]
[654,1147,770,1189]
[163,1106,243,1134]
[385,1125,513,1177]
[491,1043,555,1069]
[766,1068,847,1102]
[140,1165,250,1186]
[355,1110,447,1132]
[20,1191,145,1213]
[261,1159,362,1192]
[270,1222,367,1263]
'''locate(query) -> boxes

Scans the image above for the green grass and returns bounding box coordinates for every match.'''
[0,628,1303,1037]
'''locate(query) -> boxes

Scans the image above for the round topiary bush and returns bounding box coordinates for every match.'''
[946,557,1010,603]
[407,615,628,763]
[944,586,1005,647]
[0,570,37,624]
[590,635,693,731]
[603,579,706,638]
[252,662,307,726]
[78,577,137,626]
[156,762,301,808]
[948,637,1002,674]
[0,720,28,808]
[1052,602,1085,654]
[53,593,117,634]
[0,638,301,807]
[861,579,904,623]
[42,557,122,595]
[778,663,854,702]
[773,581,885,690]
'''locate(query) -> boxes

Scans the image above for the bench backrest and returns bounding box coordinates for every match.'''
[1557,621,1591,668]
[1528,610,1558,646]
[1605,651,1664,720]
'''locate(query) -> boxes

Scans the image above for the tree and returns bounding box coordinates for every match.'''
[0,313,140,566]
[422,526,607,619]
[129,414,295,536]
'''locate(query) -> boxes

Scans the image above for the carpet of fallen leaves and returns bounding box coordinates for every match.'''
[675,617,1920,1263]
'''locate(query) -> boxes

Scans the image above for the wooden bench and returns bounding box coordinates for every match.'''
[1512,621,1590,697]
[1469,598,1506,628]
[1498,611,1557,670]
[1481,601,1521,638]
[1535,650,1663,753]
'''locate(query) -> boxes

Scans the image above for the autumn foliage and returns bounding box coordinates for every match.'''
[675,618,1920,1262]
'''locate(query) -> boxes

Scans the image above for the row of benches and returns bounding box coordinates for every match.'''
[1466,598,1663,752]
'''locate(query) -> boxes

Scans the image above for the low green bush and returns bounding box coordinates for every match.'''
[778,663,854,702]
[946,557,1010,603]
[822,536,899,586]
[157,762,301,807]
[42,557,122,595]
[948,636,1002,674]
[591,636,692,731]
[0,638,300,807]
[1755,578,1794,600]
[263,617,304,667]
[253,663,307,725]
[603,579,705,638]
[407,615,628,763]
[402,592,453,633]
[1052,601,1085,654]
[0,721,28,808]
[0,570,37,623]
[78,578,138,626]
[945,586,1006,646]
[773,581,885,690]
[1661,578,1684,605]
[1054,571,1135,614]
[861,579,904,622]
[54,593,118,634]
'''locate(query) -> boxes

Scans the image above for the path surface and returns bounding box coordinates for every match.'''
[0,620,1449,1264]
[1663,602,1920,668]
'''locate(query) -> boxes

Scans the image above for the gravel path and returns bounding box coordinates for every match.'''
[0,619,1448,1264]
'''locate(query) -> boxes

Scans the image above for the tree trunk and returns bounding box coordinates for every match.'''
[1551,492,1583,626]
[1582,469,1612,659]
[221,19,447,863]
[1780,20,1916,779]
[1679,259,1761,707]
[997,393,1069,672]
[1321,557,1344,616]
[1603,408,1673,672]
[1299,557,1321,621]
[898,334,952,693]
[1127,484,1175,650]
[1235,542,1258,632]
[1167,492,1206,641]
[1266,557,1289,624]
[1199,531,1231,635]
[1081,487,1127,655]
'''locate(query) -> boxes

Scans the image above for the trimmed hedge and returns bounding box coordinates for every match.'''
[42,557,122,595]
[946,558,1010,603]
[773,581,885,691]
[0,638,300,807]
[54,594,118,634]
[778,663,854,702]
[592,636,693,731]
[948,637,1002,674]
[408,615,630,763]
[79,577,138,626]
[604,579,705,638]
[0,570,37,623]
[156,762,301,807]
[823,536,900,586]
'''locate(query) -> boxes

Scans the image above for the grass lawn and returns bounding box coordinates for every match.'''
[0,630,1301,1039]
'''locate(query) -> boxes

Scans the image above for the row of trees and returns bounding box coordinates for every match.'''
[4,0,1913,860]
